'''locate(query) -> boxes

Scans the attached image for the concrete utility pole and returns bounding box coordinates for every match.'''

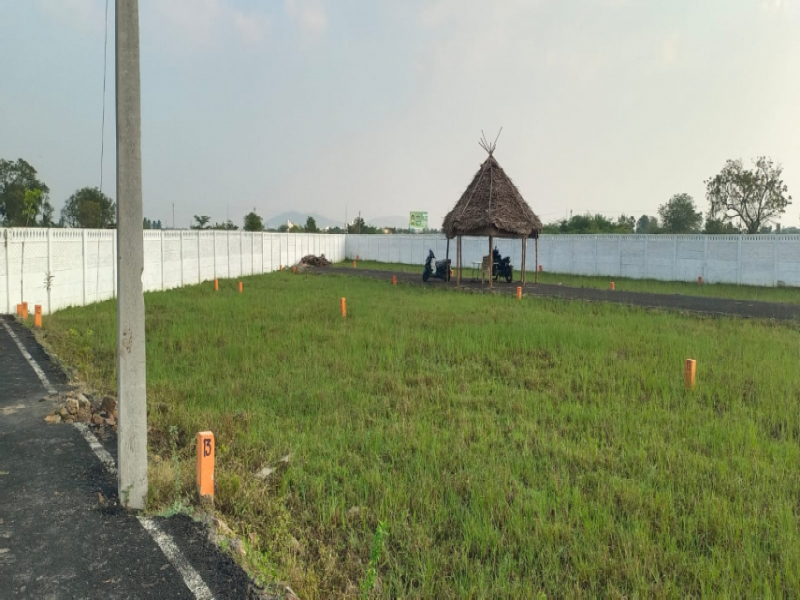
[116,0,148,509]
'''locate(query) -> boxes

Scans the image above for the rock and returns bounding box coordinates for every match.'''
[66,399,79,415]
[76,408,91,422]
[212,516,233,536]
[229,538,246,559]
[283,585,300,600]
[91,397,103,413]
[104,415,116,427]
[279,454,291,464]
[59,407,69,418]
[39,396,48,403]
[65,390,78,399]
[62,415,75,423]
[91,414,105,426]
[255,466,275,480]
[44,414,61,424]
[100,396,117,414]
[76,394,90,410]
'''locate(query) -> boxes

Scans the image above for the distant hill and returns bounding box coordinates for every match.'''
[265,211,343,230]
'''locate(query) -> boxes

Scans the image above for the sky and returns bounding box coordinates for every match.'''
[1,0,799,229]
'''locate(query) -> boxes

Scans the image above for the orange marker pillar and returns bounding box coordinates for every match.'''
[16,304,22,317]
[214,279,219,292]
[34,305,42,329]
[516,286,522,300]
[538,265,543,272]
[279,265,282,271]
[610,282,615,290]
[196,431,215,501]
[22,302,28,319]
[238,281,243,293]
[353,261,357,269]
[392,275,397,286]
[685,359,696,389]
[340,297,346,318]
[698,276,703,285]
[292,266,296,274]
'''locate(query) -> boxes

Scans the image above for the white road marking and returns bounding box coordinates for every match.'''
[0,318,57,395]
[1,317,216,600]
[73,423,118,476]
[138,517,216,600]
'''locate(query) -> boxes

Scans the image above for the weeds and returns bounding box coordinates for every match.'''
[360,521,387,598]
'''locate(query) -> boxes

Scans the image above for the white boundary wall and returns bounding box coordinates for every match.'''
[346,234,800,288]
[1,229,345,315]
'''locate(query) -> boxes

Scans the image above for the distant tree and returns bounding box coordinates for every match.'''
[0,158,52,226]
[636,215,660,234]
[615,215,635,234]
[704,217,739,234]
[212,220,239,230]
[277,223,289,232]
[143,218,152,229]
[705,157,792,234]
[192,215,211,230]
[327,226,345,234]
[658,194,702,233]
[61,187,116,228]
[305,216,318,233]
[243,211,264,232]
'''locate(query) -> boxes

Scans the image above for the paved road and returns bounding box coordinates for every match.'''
[318,267,800,322]
[0,317,257,599]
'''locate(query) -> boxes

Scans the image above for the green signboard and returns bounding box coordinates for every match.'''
[409,211,428,231]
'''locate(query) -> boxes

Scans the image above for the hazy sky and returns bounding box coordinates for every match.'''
[2,0,799,229]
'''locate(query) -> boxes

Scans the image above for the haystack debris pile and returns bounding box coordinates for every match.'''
[44,390,118,429]
[299,254,331,267]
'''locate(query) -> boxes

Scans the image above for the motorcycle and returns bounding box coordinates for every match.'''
[492,247,513,283]
[422,249,451,282]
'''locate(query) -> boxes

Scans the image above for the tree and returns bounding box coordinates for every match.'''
[704,217,739,234]
[0,158,52,226]
[61,187,116,228]
[192,215,211,229]
[658,194,702,233]
[636,215,660,234]
[705,157,792,234]
[212,220,238,230]
[305,216,318,233]
[243,211,264,231]
[615,215,635,234]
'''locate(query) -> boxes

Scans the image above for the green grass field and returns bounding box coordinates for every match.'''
[354,259,800,305]
[40,271,800,598]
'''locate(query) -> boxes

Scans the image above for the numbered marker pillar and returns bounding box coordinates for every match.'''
[392,276,397,286]
[34,305,42,329]
[538,265,543,272]
[516,286,522,300]
[610,282,615,291]
[292,266,296,274]
[214,279,218,292]
[685,359,696,389]
[340,297,346,318]
[238,281,243,293]
[22,302,28,319]
[698,276,703,285]
[196,431,215,501]
[353,261,357,269]
[16,304,22,317]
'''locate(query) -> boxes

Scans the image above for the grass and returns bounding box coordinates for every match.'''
[353,259,800,305]
[40,271,800,598]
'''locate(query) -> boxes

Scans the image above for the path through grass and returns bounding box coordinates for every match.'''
[40,271,800,598]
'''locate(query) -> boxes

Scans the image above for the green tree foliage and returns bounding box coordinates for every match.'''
[658,194,703,233]
[705,157,792,234]
[192,215,211,229]
[347,216,381,234]
[143,218,162,229]
[542,213,636,234]
[61,187,116,228]
[305,216,318,233]
[212,220,239,230]
[704,217,739,234]
[0,158,53,226]
[243,211,264,231]
[636,215,661,234]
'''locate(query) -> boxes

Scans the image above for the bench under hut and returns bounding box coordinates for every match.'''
[442,132,543,287]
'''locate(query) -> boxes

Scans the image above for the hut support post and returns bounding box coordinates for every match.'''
[535,237,539,284]
[457,236,462,285]
[521,237,526,285]
[488,235,493,288]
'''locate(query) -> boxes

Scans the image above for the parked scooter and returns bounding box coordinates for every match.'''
[492,247,513,283]
[423,249,451,282]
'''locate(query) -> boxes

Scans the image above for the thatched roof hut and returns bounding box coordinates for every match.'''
[442,154,542,239]
[442,133,542,286]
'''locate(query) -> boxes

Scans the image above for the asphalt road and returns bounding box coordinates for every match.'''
[319,267,800,321]
[0,317,257,599]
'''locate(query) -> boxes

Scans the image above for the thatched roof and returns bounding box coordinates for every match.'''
[442,153,542,239]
